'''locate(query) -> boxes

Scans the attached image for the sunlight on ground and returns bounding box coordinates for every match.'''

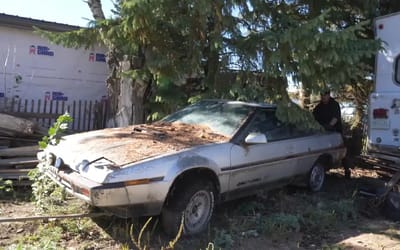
[339,232,400,249]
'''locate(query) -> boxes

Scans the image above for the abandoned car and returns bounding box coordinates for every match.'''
[37,100,346,235]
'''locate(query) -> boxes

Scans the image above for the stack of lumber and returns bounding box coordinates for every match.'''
[0,113,45,184]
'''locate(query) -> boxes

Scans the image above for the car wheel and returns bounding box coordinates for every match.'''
[161,180,215,236]
[308,163,325,192]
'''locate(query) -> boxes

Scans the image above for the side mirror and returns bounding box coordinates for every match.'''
[245,132,268,144]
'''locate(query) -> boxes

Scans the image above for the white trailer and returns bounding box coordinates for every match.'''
[0,14,108,130]
[367,12,400,165]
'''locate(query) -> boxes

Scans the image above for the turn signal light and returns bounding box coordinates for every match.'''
[124,179,150,186]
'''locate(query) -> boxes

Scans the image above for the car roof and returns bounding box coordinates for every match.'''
[202,99,276,109]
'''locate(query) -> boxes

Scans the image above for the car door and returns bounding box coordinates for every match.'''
[227,109,298,191]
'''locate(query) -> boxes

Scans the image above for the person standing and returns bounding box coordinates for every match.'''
[313,90,342,132]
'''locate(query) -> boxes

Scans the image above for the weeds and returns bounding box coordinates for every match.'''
[262,213,302,234]
[29,113,73,211]
[212,229,235,249]
[28,168,66,212]
[0,177,14,198]
[38,112,73,149]
[236,200,265,216]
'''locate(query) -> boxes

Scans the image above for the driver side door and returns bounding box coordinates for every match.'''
[228,109,297,191]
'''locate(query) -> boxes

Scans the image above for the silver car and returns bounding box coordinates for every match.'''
[38,100,346,235]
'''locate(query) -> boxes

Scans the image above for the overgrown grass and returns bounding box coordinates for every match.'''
[10,166,363,250]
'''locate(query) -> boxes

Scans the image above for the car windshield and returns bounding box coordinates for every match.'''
[162,100,254,137]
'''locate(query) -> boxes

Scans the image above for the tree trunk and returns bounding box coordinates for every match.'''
[87,0,149,127]
[107,58,149,126]
[86,0,105,20]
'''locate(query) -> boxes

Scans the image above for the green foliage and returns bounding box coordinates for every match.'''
[35,26,102,50]
[39,112,73,149]
[41,0,382,126]
[14,217,104,249]
[212,229,235,249]
[261,213,302,234]
[28,168,66,211]
[302,199,358,231]
[31,113,72,210]
[275,101,322,131]
[0,177,14,198]
[19,223,62,249]
[236,200,266,216]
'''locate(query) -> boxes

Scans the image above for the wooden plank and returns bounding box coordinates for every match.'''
[30,99,34,113]
[0,146,39,157]
[10,98,15,112]
[102,100,108,129]
[0,136,38,143]
[88,100,92,131]
[0,168,30,180]
[0,157,38,168]
[72,100,76,130]
[61,101,65,115]
[49,100,54,127]
[2,111,60,119]
[36,99,42,124]
[55,100,60,118]
[78,100,82,130]
[83,100,87,131]
[43,100,48,127]
[23,99,28,112]
[0,113,37,135]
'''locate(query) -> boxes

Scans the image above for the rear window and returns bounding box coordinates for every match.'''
[396,55,400,84]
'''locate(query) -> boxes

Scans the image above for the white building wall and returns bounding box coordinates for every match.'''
[0,25,108,109]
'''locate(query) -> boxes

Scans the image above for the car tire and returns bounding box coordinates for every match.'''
[161,179,215,236]
[308,163,325,192]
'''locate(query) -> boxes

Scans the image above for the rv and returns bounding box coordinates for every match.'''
[367,12,400,166]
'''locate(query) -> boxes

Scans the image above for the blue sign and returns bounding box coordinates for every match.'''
[52,91,68,101]
[37,46,54,56]
[96,53,106,62]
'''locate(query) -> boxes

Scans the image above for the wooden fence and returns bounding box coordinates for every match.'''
[0,98,108,132]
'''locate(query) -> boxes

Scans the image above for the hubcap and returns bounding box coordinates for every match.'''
[310,165,324,191]
[184,190,212,232]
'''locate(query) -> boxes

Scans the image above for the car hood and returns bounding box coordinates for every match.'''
[46,122,229,167]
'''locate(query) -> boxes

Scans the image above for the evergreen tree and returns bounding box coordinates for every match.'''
[39,0,383,130]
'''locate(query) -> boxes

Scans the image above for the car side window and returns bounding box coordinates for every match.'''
[248,110,292,142]
[290,125,314,138]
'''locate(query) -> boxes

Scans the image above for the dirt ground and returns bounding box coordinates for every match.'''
[1,167,400,250]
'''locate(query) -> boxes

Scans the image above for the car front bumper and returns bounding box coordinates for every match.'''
[40,163,167,216]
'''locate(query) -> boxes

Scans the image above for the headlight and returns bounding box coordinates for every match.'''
[46,153,55,166]
[54,157,64,169]
[74,160,89,172]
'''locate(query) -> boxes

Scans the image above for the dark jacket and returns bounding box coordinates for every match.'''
[313,97,342,132]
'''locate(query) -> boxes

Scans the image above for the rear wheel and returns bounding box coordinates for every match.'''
[161,179,215,236]
[308,163,325,192]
